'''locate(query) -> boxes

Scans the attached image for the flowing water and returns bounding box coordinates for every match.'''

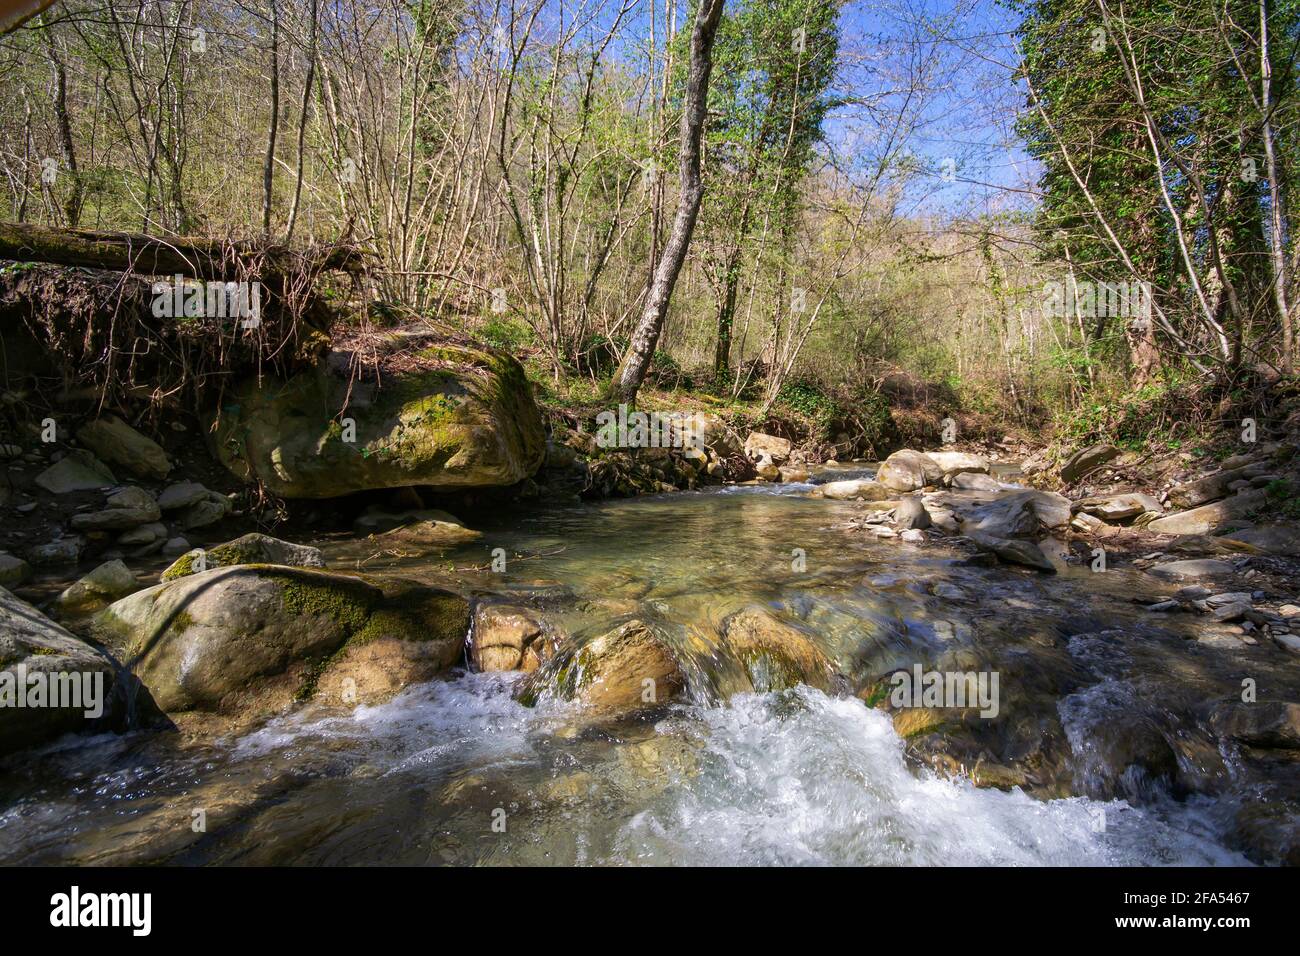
[0,480,1258,865]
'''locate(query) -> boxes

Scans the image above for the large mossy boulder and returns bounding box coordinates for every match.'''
[1,586,122,755]
[209,334,545,498]
[92,565,469,719]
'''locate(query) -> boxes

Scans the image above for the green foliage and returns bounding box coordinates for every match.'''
[478,317,537,353]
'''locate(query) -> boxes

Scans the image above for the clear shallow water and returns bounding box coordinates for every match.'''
[0,482,1255,865]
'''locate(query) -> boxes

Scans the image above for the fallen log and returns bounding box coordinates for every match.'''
[0,221,367,281]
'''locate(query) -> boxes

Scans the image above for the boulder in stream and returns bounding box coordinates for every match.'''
[93,565,469,720]
[0,586,123,755]
[876,450,943,492]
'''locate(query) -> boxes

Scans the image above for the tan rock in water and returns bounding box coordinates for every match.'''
[722,607,835,692]
[876,450,943,492]
[515,620,684,716]
[471,604,554,672]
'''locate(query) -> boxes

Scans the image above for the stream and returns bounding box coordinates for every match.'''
[0,477,1266,865]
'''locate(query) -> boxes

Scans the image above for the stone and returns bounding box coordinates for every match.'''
[93,566,468,716]
[927,451,989,474]
[893,497,931,530]
[25,536,84,567]
[161,532,325,580]
[1221,523,1300,556]
[76,416,171,480]
[180,492,231,530]
[900,528,926,543]
[210,336,546,498]
[1080,492,1164,523]
[69,486,161,532]
[1148,559,1236,581]
[33,449,115,494]
[471,604,552,672]
[1210,602,1251,623]
[754,457,781,481]
[1146,489,1267,536]
[744,432,792,465]
[1169,463,1272,509]
[0,552,31,588]
[515,620,684,716]
[950,472,1000,492]
[1210,702,1300,749]
[117,522,167,547]
[721,607,835,693]
[0,587,123,755]
[876,450,943,492]
[354,508,482,548]
[1279,605,1300,618]
[157,481,209,511]
[966,531,1056,573]
[54,560,140,617]
[820,479,890,501]
[778,465,810,483]
[161,536,191,555]
[1060,443,1120,483]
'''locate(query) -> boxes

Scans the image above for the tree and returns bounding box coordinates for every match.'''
[609,0,726,404]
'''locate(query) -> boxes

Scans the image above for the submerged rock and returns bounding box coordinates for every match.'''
[515,619,684,716]
[210,336,545,498]
[721,607,835,693]
[966,531,1056,572]
[1148,559,1236,581]
[355,509,482,548]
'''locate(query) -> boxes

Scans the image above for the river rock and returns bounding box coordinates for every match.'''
[1060,443,1120,483]
[1146,489,1267,536]
[25,536,84,567]
[471,604,553,672]
[778,465,810,483]
[515,620,684,716]
[1221,523,1300,556]
[1169,463,1272,509]
[70,486,161,532]
[75,416,171,480]
[54,560,140,617]
[1210,701,1300,750]
[893,497,931,530]
[93,565,468,716]
[1148,559,1236,581]
[0,552,30,588]
[157,481,210,511]
[117,522,167,547]
[721,607,835,693]
[744,432,792,465]
[210,336,546,498]
[754,457,781,480]
[355,508,482,548]
[927,451,989,475]
[162,533,325,580]
[179,491,231,530]
[820,478,889,501]
[876,450,943,492]
[0,586,121,755]
[34,449,115,494]
[1080,492,1163,523]
[950,472,1000,492]
[966,531,1056,572]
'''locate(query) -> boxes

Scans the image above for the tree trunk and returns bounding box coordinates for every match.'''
[0,222,367,279]
[610,0,725,403]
